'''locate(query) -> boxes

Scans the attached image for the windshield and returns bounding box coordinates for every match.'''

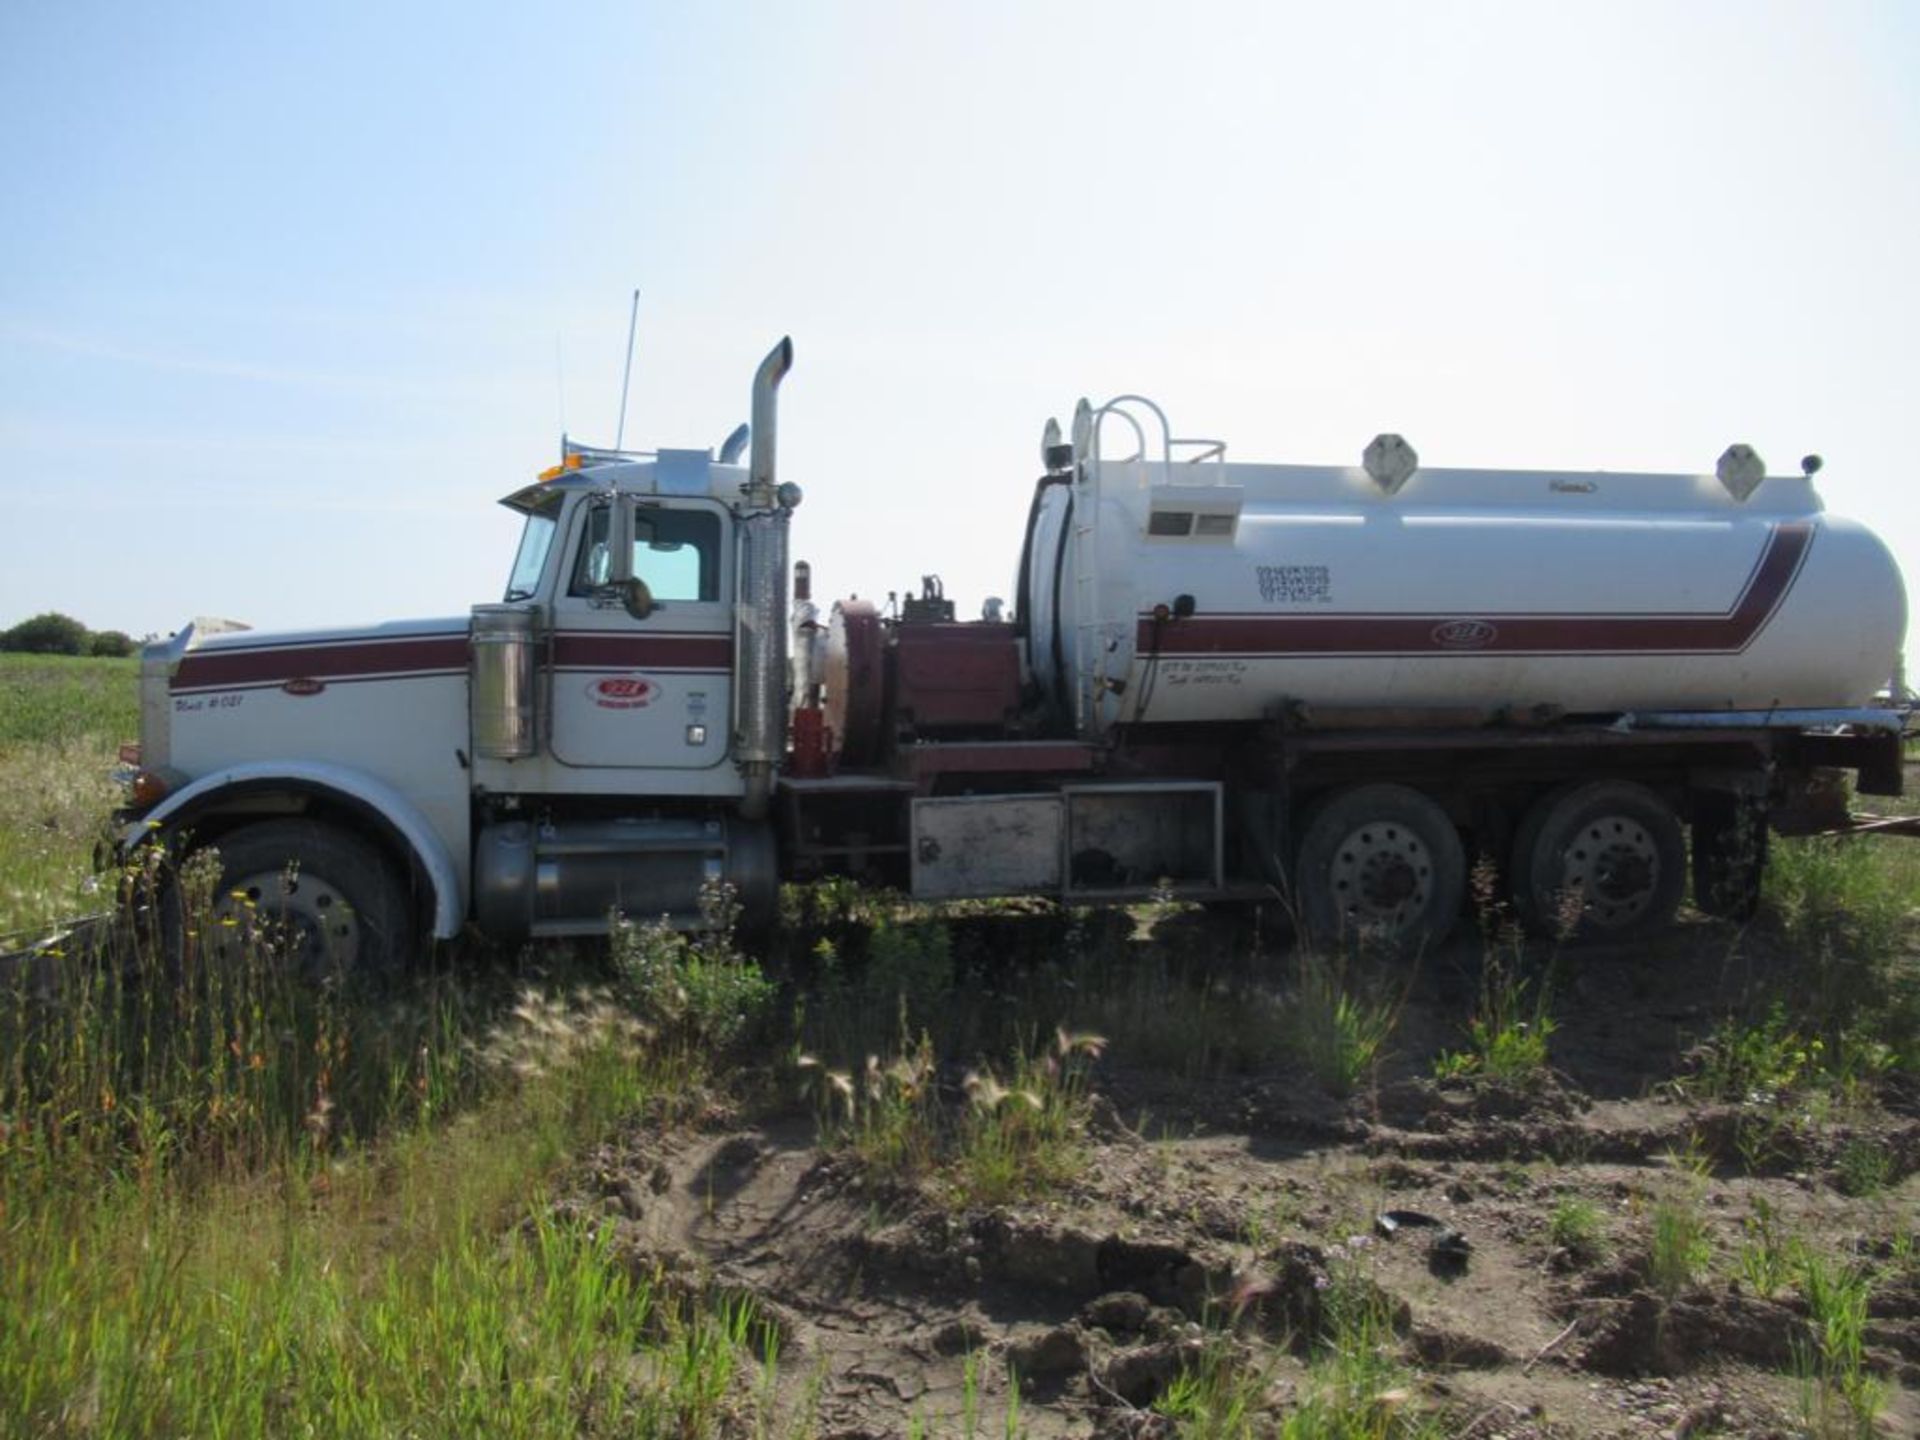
[504,512,558,601]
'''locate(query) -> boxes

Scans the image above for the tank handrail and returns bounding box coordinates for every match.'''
[1172,438,1226,465]
[1089,396,1159,465]
[1081,395,1227,488]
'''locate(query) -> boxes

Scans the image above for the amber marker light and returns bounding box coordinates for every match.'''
[536,455,587,482]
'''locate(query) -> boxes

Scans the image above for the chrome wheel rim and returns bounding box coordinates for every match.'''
[1327,821,1435,938]
[210,866,363,972]
[1558,816,1660,930]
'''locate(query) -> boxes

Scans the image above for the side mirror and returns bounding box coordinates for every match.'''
[606,501,635,584]
[600,500,653,618]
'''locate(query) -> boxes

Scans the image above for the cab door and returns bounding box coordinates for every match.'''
[548,496,733,771]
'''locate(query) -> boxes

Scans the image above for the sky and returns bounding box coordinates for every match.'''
[3,1,1917,677]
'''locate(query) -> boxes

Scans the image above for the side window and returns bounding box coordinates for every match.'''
[571,503,722,604]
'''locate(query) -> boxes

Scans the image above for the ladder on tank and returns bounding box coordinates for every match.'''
[1068,395,1227,734]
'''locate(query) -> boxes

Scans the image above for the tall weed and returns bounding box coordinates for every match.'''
[2,843,771,1435]
[1283,951,1398,1097]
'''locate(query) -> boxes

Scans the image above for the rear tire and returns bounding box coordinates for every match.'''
[180,819,413,978]
[1511,781,1685,941]
[1293,784,1465,952]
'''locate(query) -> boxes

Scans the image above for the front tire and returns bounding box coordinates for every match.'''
[188,819,413,978]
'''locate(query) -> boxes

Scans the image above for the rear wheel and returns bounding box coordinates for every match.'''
[1293,784,1465,952]
[1511,781,1685,941]
[183,819,413,978]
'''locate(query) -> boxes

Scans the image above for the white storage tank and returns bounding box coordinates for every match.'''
[1020,399,1908,735]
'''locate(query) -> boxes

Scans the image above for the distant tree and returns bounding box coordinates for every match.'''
[88,630,136,658]
[3,612,89,655]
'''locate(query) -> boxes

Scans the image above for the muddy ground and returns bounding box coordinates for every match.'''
[561,909,1920,1438]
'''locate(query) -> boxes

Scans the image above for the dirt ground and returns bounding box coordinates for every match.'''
[561,911,1920,1438]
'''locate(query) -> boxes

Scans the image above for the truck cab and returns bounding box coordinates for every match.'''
[123,342,797,970]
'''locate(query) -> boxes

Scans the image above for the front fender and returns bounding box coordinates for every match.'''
[123,761,465,940]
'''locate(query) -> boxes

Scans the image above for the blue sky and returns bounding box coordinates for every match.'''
[3,1,1916,676]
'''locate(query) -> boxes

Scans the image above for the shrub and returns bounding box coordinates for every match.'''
[3,612,88,655]
[608,885,776,1054]
[88,629,135,657]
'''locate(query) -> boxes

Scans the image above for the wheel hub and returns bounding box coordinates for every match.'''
[209,865,363,974]
[1560,817,1660,928]
[1328,823,1434,936]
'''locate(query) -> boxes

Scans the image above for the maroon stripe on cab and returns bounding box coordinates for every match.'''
[172,637,468,692]
[1140,521,1814,658]
[170,629,736,693]
[551,632,733,670]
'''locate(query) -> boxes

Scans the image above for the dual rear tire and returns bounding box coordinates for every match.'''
[1509,781,1686,942]
[1288,778,1695,950]
[1292,784,1465,952]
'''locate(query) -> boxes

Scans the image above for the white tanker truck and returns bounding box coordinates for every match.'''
[120,339,1911,970]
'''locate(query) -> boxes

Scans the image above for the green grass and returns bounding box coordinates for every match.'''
[0,652,139,747]
[803,1024,1104,1206]
[1282,1238,1441,1440]
[1432,948,1556,1086]
[1646,1191,1713,1300]
[1546,1195,1608,1264]
[1794,1248,1886,1439]
[1282,951,1399,1097]
[0,656,136,935]
[1764,835,1917,970]
[1736,1196,1796,1299]
[954,1027,1104,1205]
[2,839,785,1437]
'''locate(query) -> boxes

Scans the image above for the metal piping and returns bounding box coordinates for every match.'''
[736,337,795,820]
[748,338,793,503]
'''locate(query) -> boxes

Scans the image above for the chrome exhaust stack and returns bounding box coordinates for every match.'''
[736,337,795,820]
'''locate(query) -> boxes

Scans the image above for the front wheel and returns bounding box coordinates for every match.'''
[1511,781,1685,942]
[179,819,414,978]
[1293,784,1466,952]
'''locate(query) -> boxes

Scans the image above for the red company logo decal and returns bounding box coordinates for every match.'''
[281,677,327,696]
[589,674,657,709]
[1431,619,1498,651]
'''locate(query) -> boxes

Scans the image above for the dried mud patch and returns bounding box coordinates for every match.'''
[548,919,1918,1436]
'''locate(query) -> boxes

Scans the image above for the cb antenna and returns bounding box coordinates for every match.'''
[614,287,640,450]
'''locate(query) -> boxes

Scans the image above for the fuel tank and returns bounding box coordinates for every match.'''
[1021,424,1907,736]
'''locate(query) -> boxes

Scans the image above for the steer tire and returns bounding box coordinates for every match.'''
[172,819,414,980]
[1511,781,1685,942]
[1293,784,1465,954]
